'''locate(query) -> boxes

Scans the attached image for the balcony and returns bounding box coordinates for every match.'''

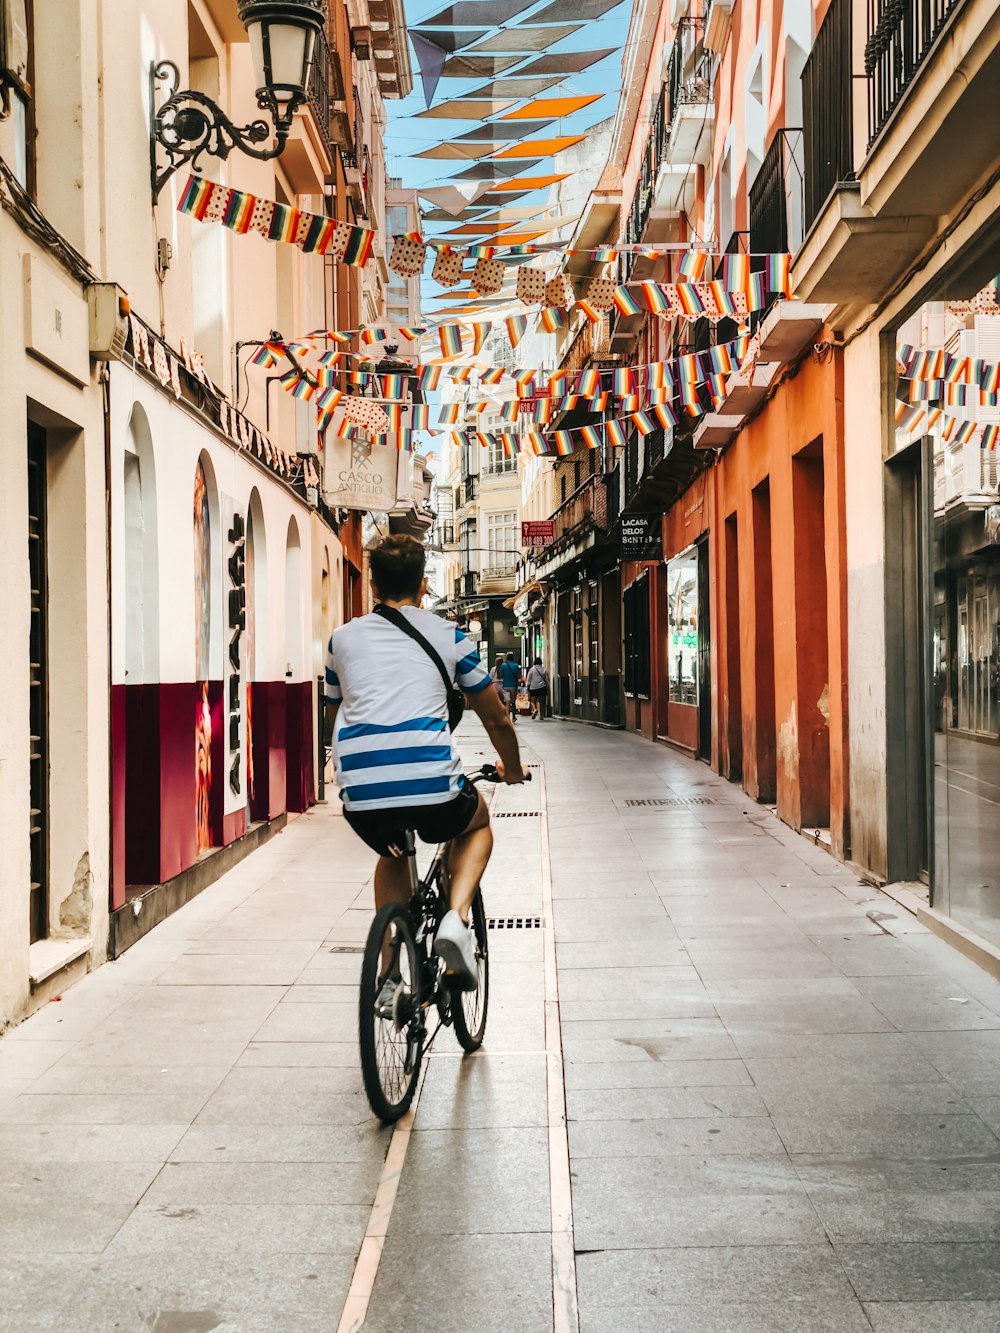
[935,436,1000,514]
[478,561,518,596]
[793,0,999,317]
[282,27,343,190]
[750,129,805,257]
[664,19,715,168]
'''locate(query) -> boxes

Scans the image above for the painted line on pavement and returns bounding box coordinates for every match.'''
[335,1060,428,1333]
[538,759,580,1333]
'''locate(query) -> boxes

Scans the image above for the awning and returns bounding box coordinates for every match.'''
[510,580,546,620]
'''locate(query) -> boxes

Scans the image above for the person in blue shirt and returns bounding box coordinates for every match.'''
[498,653,523,722]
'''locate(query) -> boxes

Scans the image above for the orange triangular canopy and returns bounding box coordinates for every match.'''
[499,95,602,120]
[492,137,586,159]
[487,174,570,191]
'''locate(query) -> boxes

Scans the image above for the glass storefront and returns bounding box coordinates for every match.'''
[931,492,1000,943]
[666,548,699,705]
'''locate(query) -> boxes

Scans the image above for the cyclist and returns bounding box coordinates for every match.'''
[325,534,525,992]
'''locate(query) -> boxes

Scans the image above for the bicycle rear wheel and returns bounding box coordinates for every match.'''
[451,890,489,1052]
[359,903,423,1122]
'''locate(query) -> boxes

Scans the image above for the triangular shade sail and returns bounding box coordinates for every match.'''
[492,136,586,157]
[439,54,523,77]
[415,98,516,118]
[528,0,623,18]
[415,141,509,159]
[410,27,489,52]
[457,121,552,141]
[418,183,495,212]
[462,76,563,98]
[466,24,581,53]
[453,160,542,179]
[515,49,616,74]
[491,230,549,243]
[420,206,493,221]
[418,0,534,24]
[447,221,518,233]
[487,174,569,190]
[410,31,449,108]
[500,95,603,119]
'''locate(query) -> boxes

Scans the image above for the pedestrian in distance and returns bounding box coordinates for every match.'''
[498,651,523,723]
[525,657,550,719]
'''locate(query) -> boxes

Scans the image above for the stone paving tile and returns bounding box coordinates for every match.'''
[143,1159,378,1207]
[863,1301,1000,1331]
[564,1057,754,1090]
[104,1201,371,1256]
[0,1161,163,1256]
[364,1233,552,1333]
[569,1114,788,1159]
[415,1052,548,1130]
[773,1111,1000,1158]
[837,1241,1000,1301]
[566,1083,767,1121]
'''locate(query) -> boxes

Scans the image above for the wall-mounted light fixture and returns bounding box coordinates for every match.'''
[150,0,327,202]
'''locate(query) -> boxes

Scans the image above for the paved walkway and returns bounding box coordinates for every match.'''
[3,721,1000,1332]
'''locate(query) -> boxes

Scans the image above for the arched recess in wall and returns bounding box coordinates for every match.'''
[284,516,304,682]
[193,450,223,682]
[246,488,267,683]
[124,403,159,681]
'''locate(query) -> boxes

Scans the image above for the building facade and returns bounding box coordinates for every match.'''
[0,0,409,1027]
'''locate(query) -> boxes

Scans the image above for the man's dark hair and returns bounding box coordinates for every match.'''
[506,651,515,660]
[370,534,426,602]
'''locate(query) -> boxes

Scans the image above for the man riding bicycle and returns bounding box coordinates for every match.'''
[325,534,525,992]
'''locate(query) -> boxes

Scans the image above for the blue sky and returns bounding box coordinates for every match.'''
[386,1,631,209]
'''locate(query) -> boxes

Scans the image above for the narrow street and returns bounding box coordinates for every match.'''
[3,720,1000,1331]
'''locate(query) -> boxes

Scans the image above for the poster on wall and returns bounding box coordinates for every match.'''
[323,435,405,512]
[621,514,663,561]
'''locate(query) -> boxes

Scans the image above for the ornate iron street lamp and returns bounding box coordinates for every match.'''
[150,0,327,202]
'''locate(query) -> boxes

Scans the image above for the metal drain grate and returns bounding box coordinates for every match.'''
[493,811,542,818]
[624,797,716,807]
[328,945,364,954]
[488,916,544,929]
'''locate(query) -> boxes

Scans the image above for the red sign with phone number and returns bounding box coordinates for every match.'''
[521,521,554,546]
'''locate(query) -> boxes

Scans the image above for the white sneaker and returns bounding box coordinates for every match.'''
[375,975,400,1019]
[434,910,479,991]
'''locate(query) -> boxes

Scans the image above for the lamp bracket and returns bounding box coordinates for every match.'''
[150,60,291,203]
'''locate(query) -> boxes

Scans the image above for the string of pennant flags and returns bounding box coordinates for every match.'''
[176,175,794,304]
[895,342,1000,451]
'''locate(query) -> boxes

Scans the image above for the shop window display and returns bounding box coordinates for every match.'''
[667,548,699,706]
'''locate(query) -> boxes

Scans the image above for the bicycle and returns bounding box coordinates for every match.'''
[357,764,529,1123]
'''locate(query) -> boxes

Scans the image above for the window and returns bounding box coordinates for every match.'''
[484,435,517,474]
[667,548,699,704]
[623,574,650,697]
[2,0,34,193]
[485,510,516,575]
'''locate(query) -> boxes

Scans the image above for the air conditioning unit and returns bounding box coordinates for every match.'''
[87,283,129,361]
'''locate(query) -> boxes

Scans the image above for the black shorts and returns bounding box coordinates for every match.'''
[343,779,479,856]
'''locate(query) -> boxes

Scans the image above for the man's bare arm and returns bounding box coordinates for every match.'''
[467,685,525,783]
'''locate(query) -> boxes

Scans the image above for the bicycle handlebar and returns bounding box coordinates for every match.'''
[468,764,532,784]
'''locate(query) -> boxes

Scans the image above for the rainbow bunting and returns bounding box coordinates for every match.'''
[676,283,706,317]
[982,423,999,449]
[678,353,700,387]
[631,411,654,436]
[500,431,518,455]
[533,401,553,424]
[525,430,549,455]
[251,341,284,368]
[506,315,529,349]
[894,402,925,432]
[953,418,978,444]
[269,203,300,244]
[588,392,610,412]
[398,326,425,341]
[638,282,673,315]
[722,253,751,294]
[360,327,387,345]
[223,189,255,233]
[678,251,709,282]
[343,226,375,268]
[747,272,766,311]
[579,424,602,449]
[539,306,567,333]
[593,246,619,263]
[606,419,627,448]
[551,430,573,454]
[577,368,600,397]
[316,386,343,412]
[438,324,462,357]
[926,407,943,428]
[708,281,738,318]
[501,401,520,422]
[613,286,642,316]
[481,366,505,385]
[708,343,734,375]
[289,375,317,401]
[766,253,793,297]
[453,366,476,383]
[647,362,673,391]
[652,402,678,428]
[417,364,442,391]
[471,322,490,355]
[438,403,461,425]
[618,395,640,412]
[177,175,216,218]
[318,350,343,367]
[944,355,969,385]
[980,360,1000,394]
[576,300,602,324]
[614,368,635,396]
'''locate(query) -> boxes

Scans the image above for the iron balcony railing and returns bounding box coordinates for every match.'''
[865,0,963,145]
[666,19,714,127]
[749,129,805,255]
[306,27,337,161]
[802,0,853,231]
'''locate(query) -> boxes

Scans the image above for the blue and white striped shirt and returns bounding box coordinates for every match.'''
[325,608,491,811]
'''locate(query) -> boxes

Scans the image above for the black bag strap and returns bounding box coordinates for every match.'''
[373,604,457,698]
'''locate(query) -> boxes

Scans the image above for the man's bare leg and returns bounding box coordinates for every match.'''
[374,854,414,911]
[445,790,492,921]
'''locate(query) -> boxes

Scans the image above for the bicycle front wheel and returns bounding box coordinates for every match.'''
[452,890,489,1052]
[359,903,423,1122]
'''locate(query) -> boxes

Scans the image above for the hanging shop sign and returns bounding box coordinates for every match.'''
[621,514,663,562]
[323,434,404,511]
[522,520,554,546]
